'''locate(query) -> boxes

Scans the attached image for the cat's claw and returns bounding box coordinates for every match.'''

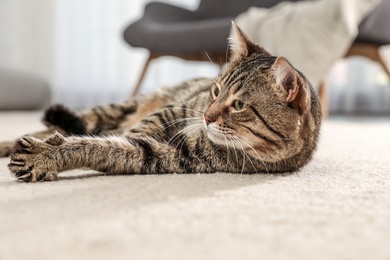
[10,159,25,166]
[19,137,33,149]
[8,135,60,183]
[17,172,31,181]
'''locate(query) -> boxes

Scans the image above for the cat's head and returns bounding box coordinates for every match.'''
[204,22,321,164]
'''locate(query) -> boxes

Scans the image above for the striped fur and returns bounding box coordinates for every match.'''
[6,24,322,182]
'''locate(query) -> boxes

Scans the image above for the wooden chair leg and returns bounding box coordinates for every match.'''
[346,44,390,79]
[373,47,390,79]
[131,54,154,97]
[319,78,329,119]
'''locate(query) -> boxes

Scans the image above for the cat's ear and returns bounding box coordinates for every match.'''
[271,57,310,114]
[229,21,270,60]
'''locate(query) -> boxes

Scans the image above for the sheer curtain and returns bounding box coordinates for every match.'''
[1,0,217,110]
[1,0,389,113]
[54,0,146,108]
[54,0,219,109]
[0,0,54,84]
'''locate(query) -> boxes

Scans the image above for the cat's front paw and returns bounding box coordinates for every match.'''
[8,134,63,182]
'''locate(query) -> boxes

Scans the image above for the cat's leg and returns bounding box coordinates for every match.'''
[0,100,136,158]
[0,141,14,157]
[0,100,142,158]
[43,101,138,135]
[44,79,211,135]
[8,132,213,182]
[44,94,172,136]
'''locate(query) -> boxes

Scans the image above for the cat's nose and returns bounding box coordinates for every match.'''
[204,115,214,125]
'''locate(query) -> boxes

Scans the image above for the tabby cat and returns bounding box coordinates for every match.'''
[4,23,321,182]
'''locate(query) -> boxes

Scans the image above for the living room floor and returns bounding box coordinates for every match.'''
[0,111,389,260]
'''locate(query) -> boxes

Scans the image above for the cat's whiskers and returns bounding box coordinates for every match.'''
[232,136,258,174]
[157,117,204,138]
[227,137,241,173]
[225,43,230,64]
[168,121,203,151]
[177,123,203,152]
[204,51,215,67]
[228,137,245,174]
[214,130,250,173]
[159,117,202,133]
[236,139,247,174]
[168,123,199,146]
[223,136,230,172]
[235,135,269,174]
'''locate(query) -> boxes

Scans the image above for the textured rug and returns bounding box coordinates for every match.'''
[0,112,389,260]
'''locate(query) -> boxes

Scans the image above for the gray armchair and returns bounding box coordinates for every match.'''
[123,0,390,104]
[348,0,390,76]
[123,0,301,96]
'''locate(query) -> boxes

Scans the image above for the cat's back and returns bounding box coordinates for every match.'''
[119,78,213,129]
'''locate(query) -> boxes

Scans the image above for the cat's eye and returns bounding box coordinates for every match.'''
[213,86,220,97]
[234,100,246,111]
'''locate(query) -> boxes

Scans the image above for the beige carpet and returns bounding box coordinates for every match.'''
[0,111,390,260]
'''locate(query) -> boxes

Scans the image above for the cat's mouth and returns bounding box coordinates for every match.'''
[206,124,235,146]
